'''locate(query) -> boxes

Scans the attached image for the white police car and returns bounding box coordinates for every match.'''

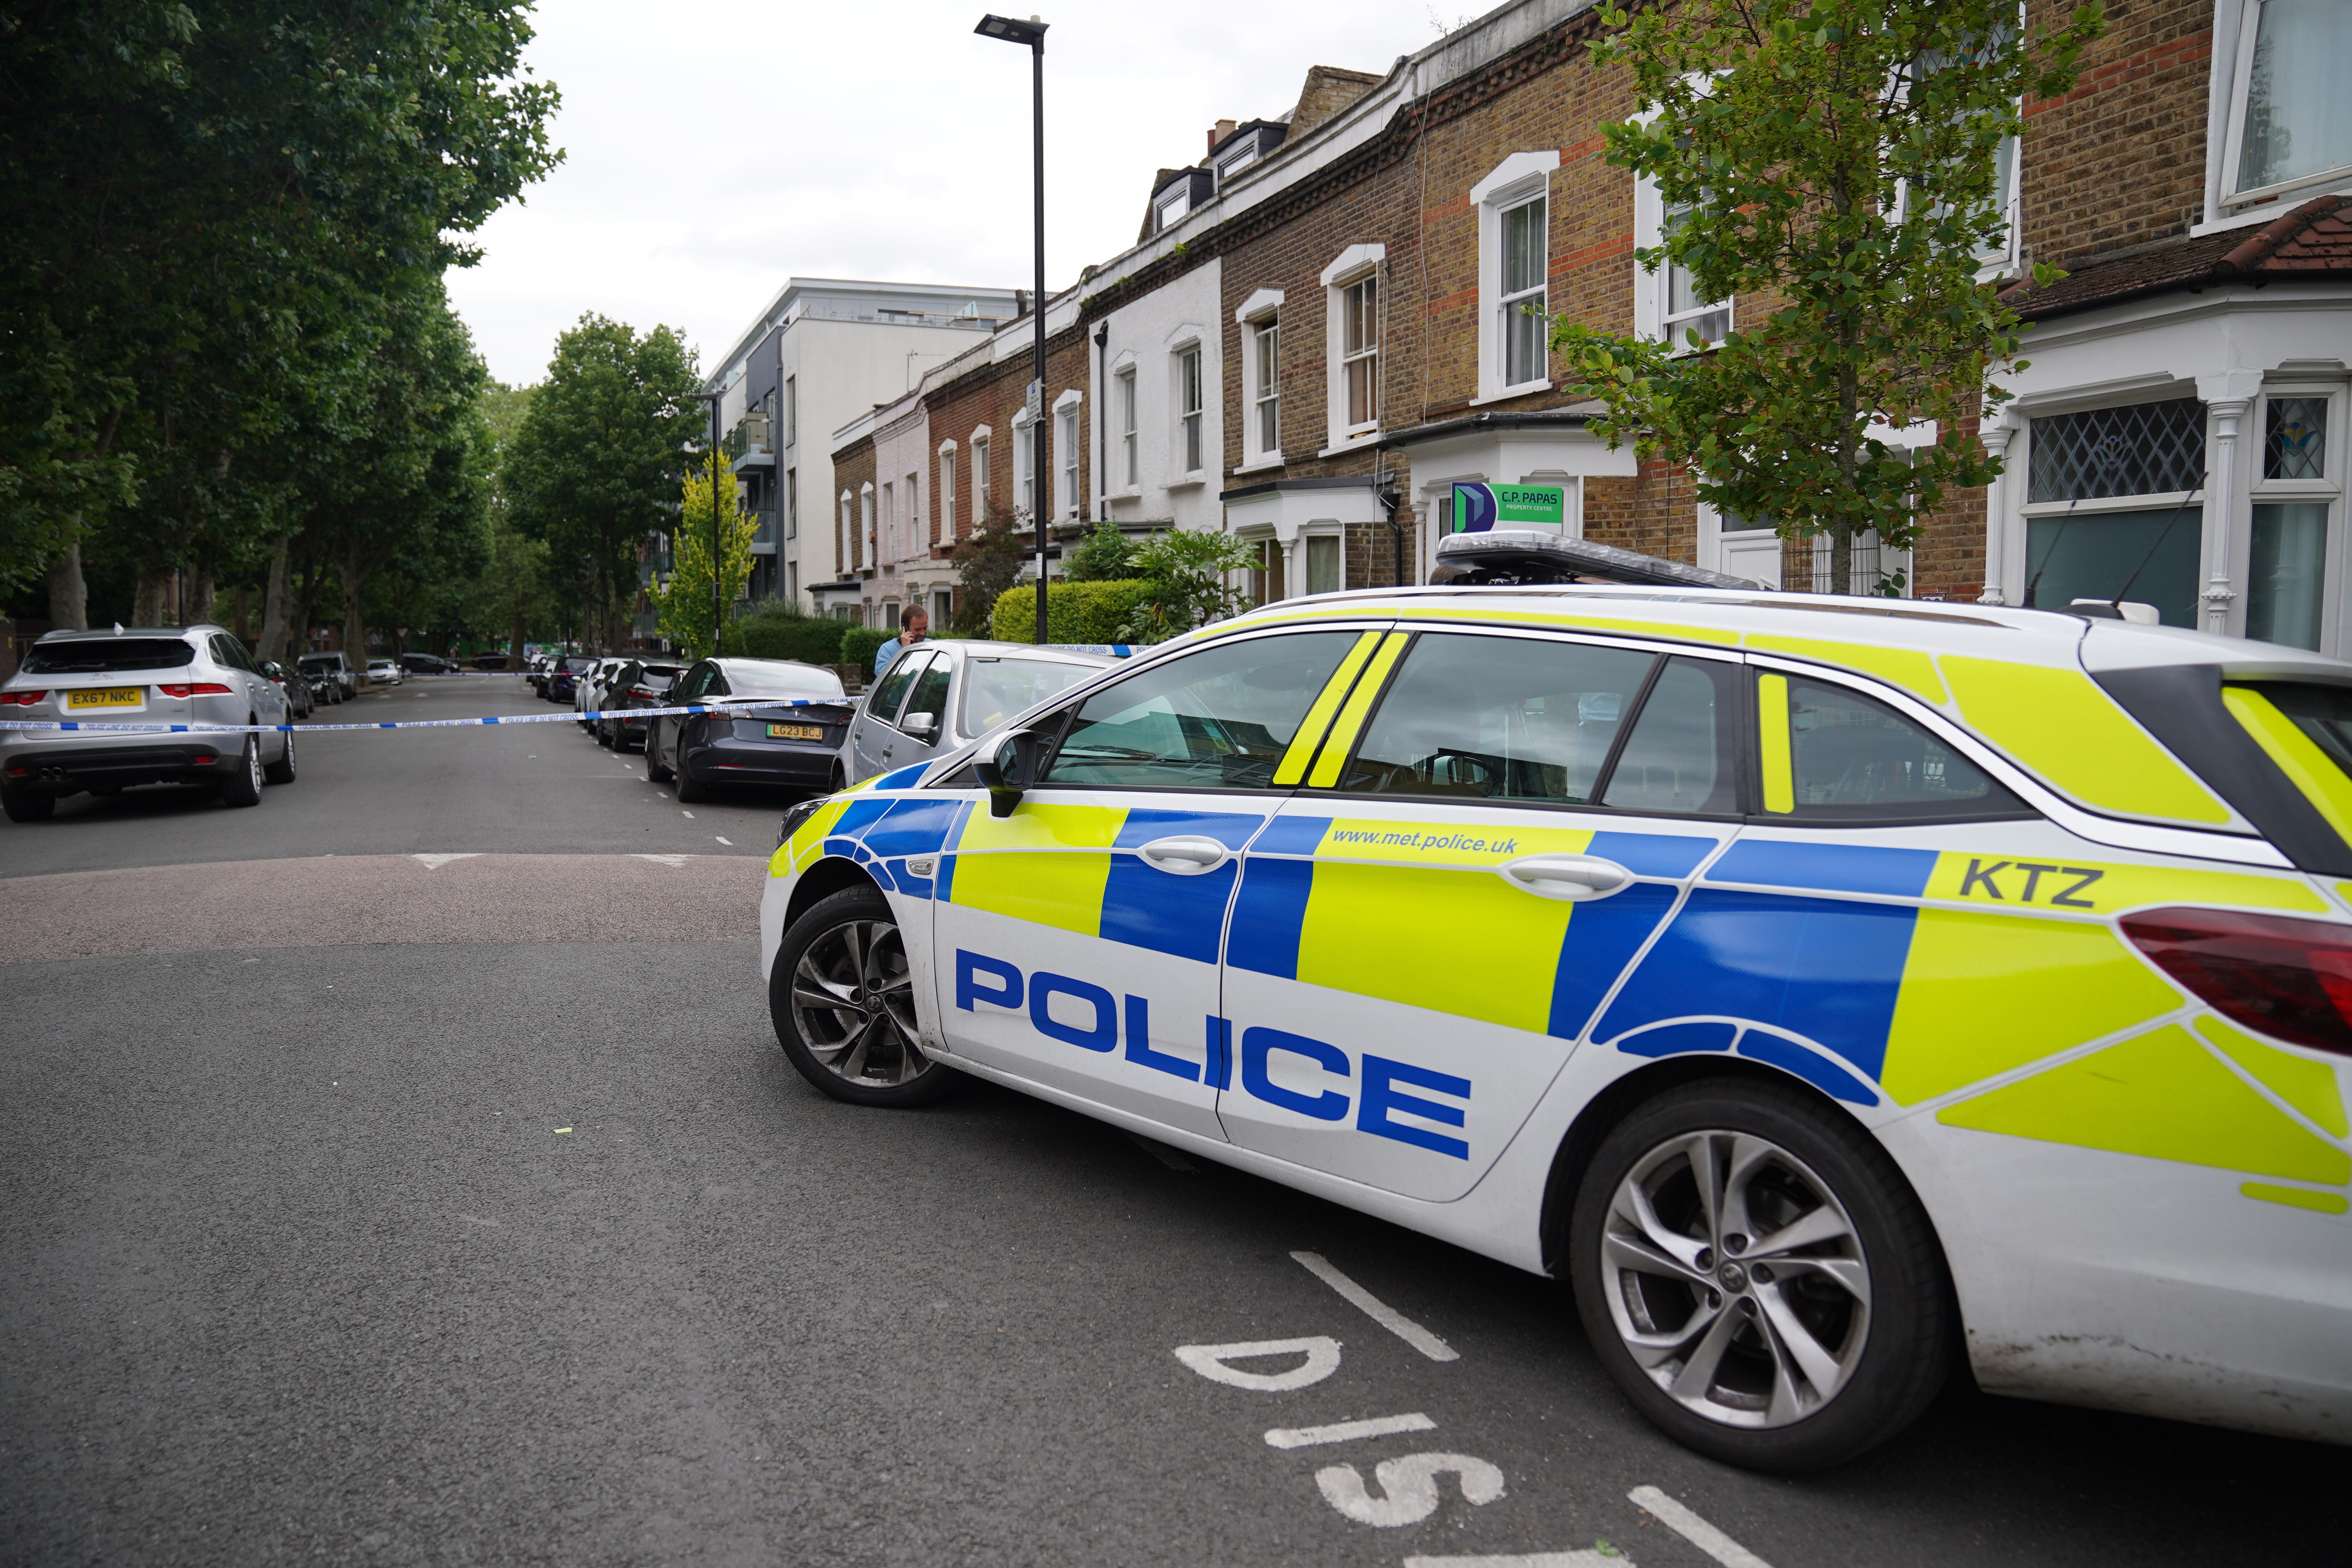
[759,584,2352,1470]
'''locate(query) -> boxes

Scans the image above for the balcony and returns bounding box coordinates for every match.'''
[726,412,774,471]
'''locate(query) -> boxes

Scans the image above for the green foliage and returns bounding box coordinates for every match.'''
[1062,519,1138,582]
[1557,0,2104,591]
[840,626,891,673]
[658,461,758,660]
[731,603,856,666]
[1116,528,1255,642]
[991,580,1156,644]
[0,0,561,603]
[504,315,703,647]
[950,506,1031,635]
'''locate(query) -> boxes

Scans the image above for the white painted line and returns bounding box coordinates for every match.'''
[412,853,482,870]
[1124,1131,1196,1171]
[714,836,733,846]
[635,854,688,867]
[1628,1486,1771,1568]
[1291,1251,1458,1362]
[681,810,695,818]
[1172,1336,1342,1392]
[1265,1412,1435,1449]
[1403,1553,1623,1567]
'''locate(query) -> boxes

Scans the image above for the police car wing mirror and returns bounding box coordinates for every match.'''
[974,728,1042,817]
[1502,854,1631,901]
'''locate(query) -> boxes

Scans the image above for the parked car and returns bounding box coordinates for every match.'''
[575,656,629,729]
[472,652,511,672]
[764,583,2352,1472]
[365,657,403,687]
[546,655,595,704]
[846,641,1114,786]
[259,659,312,720]
[2,624,296,820]
[305,667,342,706]
[645,657,851,802]
[399,652,460,675]
[598,659,688,751]
[298,651,356,699]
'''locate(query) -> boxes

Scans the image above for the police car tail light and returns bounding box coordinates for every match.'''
[2122,907,2352,1058]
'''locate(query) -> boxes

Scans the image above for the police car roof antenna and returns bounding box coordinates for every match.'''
[2107,483,2202,617]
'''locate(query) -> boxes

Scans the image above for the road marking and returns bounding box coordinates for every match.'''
[635,854,688,867]
[681,810,695,818]
[1265,1412,1435,1449]
[1124,1131,1196,1171]
[715,836,733,846]
[1627,1487,1771,1568]
[1291,1251,1458,1362]
[412,853,482,870]
[1172,1336,1342,1392]
[1317,1453,1504,1528]
[1404,1553,1625,1567]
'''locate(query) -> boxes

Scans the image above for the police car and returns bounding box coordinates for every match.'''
[757,583,2352,1471]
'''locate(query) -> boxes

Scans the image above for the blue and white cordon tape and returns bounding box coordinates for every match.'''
[0,700,838,736]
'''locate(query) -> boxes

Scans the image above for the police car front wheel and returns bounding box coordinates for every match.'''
[1568,1079,1952,1472]
[770,886,956,1107]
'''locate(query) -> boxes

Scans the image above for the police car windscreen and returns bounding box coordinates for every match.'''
[1044,632,1360,790]
[963,657,1096,735]
[22,639,196,675]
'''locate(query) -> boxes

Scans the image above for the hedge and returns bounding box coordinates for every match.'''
[990,579,1154,644]
[839,625,892,673]
[729,606,851,666]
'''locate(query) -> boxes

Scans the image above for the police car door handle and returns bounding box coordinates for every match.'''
[1503,854,1631,900]
[1137,835,1229,874]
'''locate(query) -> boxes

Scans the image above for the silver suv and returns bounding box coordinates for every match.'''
[1,624,296,822]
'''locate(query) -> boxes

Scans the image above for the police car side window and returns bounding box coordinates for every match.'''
[1337,633,1657,803]
[1041,631,1362,791]
[1760,671,2024,822]
[1600,657,1742,816]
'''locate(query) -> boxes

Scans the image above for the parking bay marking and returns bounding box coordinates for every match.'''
[1627,1486,1771,1568]
[1405,1553,1626,1567]
[1265,1412,1435,1449]
[1291,1250,1458,1361]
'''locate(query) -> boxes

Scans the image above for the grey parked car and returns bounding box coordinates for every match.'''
[298,650,357,699]
[844,641,1116,785]
[2,624,295,821]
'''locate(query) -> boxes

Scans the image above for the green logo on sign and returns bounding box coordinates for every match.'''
[1451,481,1565,532]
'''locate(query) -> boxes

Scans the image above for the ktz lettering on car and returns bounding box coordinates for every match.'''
[954,948,1474,1159]
[1953,857,2103,907]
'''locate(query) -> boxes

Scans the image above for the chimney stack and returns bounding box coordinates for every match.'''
[1207,118,1238,157]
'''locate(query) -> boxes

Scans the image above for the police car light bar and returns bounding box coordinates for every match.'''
[1431,529,1764,591]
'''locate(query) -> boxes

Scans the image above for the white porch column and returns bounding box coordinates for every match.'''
[1976,408,2017,605]
[2198,370,2264,636]
[1281,535,1302,602]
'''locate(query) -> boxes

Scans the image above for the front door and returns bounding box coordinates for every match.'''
[1219,628,1743,1200]
[930,626,1384,1141]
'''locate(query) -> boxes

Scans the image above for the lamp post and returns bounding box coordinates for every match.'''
[975,13,1050,646]
[682,388,725,657]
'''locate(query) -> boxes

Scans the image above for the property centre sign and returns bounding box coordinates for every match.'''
[1450,481,1565,533]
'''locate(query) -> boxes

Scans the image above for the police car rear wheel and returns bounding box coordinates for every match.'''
[771,886,955,1107]
[1569,1080,1951,1472]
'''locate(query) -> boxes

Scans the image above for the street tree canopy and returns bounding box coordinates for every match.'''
[1553,0,2105,594]
[658,461,758,661]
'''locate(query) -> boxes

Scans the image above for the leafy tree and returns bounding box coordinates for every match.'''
[465,385,548,667]
[949,506,1031,635]
[1062,518,1136,581]
[1553,0,2104,593]
[503,315,701,649]
[657,462,757,660]
[1116,528,1255,643]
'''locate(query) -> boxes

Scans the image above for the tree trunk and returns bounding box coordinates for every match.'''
[45,539,87,631]
[256,536,291,663]
[508,599,527,671]
[1830,523,1852,598]
[133,570,171,627]
[188,568,215,629]
[344,537,367,681]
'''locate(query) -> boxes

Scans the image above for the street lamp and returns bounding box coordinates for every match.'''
[681,387,725,657]
[975,12,1051,646]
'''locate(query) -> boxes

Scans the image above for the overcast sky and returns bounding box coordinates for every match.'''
[445,0,1468,387]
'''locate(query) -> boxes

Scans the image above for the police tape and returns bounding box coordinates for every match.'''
[0,700,842,736]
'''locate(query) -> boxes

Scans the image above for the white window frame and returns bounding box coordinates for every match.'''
[782,374,797,448]
[1113,360,1139,490]
[1321,244,1386,450]
[857,483,874,569]
[880,480,895,561]
[1234,287,1285,469]
[1054,388,1084,518]
[1170,336,1207,481]
[906,470,921,552]
[785,466,797,540]
[936,441,956,542]
[1155,186,1190,232]
[2243,384,2348,653]
[970,426,992,526]
[1473,152,1559,401]
[2215,0,2352,219]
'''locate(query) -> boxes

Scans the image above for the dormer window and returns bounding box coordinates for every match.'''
[1212,122,1286,187]
[1150,169,1215,234]
[1156,187,1190,229]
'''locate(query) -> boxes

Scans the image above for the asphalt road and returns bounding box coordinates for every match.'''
[1,679,2341,1566]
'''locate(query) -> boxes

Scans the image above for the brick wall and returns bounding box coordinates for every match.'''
[915,321,1094,557]
[833,435,874,575]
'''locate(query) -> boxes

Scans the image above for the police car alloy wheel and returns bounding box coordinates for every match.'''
[771,887,955,1107]
[1570,1080,1952,1472]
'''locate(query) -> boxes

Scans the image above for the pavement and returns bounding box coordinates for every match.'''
[0,676,2341,1566]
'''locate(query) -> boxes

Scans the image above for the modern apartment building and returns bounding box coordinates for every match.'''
[701,278,1018,613]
